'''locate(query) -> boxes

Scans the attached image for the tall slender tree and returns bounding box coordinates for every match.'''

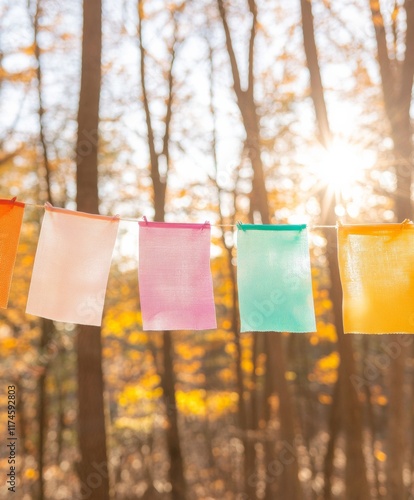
[206,39,249,497]
[369,2,414,497]
[217,1,301,498]
[75,0,110,499]
[300,1,370,498]
[31,1,57,497]
[137,2,186,498]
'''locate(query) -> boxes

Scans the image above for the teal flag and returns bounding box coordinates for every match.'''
[237,224,316,333]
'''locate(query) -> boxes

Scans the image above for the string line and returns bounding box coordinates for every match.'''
[16,202,414,229]
[20,201,339,229]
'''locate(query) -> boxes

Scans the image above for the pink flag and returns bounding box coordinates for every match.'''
[26,205,119,326]
[138,221,217,330]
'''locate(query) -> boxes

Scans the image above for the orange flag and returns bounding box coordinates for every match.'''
[338,222,414,334]
[0,198,25,308]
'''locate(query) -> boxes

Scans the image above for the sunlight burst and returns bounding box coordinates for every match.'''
[319,140,368,192]
[310,138,376,199]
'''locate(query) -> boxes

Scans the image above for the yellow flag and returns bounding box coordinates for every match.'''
[338,222,414,334]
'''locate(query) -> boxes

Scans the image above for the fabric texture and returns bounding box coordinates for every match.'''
[26,206,119,326]
[338,223,414,334]
[0,199,25,308]
[237,224,316,333]
[138,221,217,330]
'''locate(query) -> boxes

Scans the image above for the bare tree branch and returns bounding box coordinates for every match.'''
[138,0,178,221]
[247,0,257,99]
[300,0,332,148]
[138,0,159,189]
[369,0,395,114]
[161,21,177,162]
[399,0,414,109]
[33,0,53,204]
[217,0,244,100]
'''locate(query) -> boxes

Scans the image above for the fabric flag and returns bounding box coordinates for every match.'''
[237,224,316,333]
[0,198,25,308]
[338,222,414,334]
[138,221,216,330]
[26,205,119,326]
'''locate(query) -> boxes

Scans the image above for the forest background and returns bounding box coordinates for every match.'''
[0,0,413,499]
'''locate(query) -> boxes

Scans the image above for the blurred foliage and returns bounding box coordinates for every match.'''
[0,0,412,498]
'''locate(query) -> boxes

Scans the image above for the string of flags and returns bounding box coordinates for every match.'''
[1,197,414,334]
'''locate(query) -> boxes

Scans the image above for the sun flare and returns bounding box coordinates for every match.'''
[310,138,376,198]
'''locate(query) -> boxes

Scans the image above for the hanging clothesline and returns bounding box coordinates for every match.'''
[21,201,337,229]
[2,198,414,333]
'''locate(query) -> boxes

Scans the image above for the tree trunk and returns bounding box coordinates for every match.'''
[207,40,251,497]
[323,373,341,500]
[76,327,110,500]
[299,0,331,148]
[363,338,382,499]
[75,0,109,499]
[369,2,414,496]
[325,222,370,499]
[55,352,66,463]
[216,1,301,497]
[386,91,412,500]
[32,2,57,496]
[137,3,186,496]
[161,332,186,500]
[299,1,370,497]
[266,334,300,500]
[37,318,53,500]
